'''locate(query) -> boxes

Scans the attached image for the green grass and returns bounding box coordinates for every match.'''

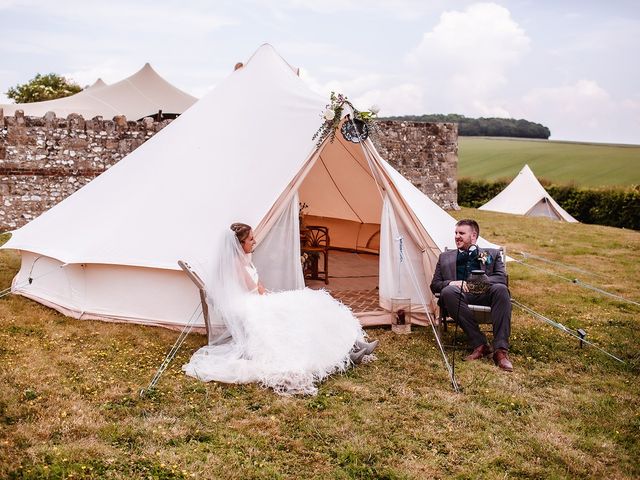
[1,212,639,479]
[459,137,640,187]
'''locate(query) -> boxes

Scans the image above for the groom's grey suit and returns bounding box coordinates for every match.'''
[430,248,511,351]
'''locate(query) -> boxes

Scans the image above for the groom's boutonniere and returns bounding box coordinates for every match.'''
[478,250,492,265]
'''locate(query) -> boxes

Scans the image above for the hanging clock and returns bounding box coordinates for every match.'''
[340,116,369,143]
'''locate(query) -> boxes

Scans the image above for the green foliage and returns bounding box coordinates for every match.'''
[547,184,640,230]
[383,113,551,139]
[313,91,378,147]
[5,73,82,103]
[457,178,508,208]
[459,179,640,230]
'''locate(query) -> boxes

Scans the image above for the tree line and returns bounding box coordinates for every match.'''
[382,113,551,139]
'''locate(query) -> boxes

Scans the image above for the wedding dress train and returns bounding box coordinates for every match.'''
[182,231,367,395]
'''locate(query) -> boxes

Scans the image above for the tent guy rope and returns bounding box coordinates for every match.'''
[141,302,203,396]
[345,111,460,392]
[513,257,640,307]
[395,235,462,393]
[511,299,625,363]
[519,251,608,279]
[0,258,67,300]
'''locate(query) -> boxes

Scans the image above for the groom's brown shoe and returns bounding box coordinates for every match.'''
[465,344,492,361]
[493,349,513,372]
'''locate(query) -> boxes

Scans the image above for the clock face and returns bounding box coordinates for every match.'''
[340,118,369,143]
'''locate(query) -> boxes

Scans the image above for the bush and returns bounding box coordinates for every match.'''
[458,179,640,230]
[457,178,508,208]
[6,73,82,103]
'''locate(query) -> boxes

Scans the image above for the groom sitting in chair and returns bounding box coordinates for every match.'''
[430,219,513,372]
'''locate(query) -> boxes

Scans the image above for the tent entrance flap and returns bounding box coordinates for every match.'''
[526,197,562,220]
[296,134,435,317]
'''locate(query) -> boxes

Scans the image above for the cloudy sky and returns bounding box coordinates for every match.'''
[1,0,638,144]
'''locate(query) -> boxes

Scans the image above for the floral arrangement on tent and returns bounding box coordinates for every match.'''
[312,92,380,147]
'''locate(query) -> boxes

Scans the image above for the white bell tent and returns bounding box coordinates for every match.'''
[1,63,196,120]
[3,44,499,330]
[479,164,578,222]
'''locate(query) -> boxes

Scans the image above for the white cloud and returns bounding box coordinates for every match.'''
[517,80,639,144]
[470,100,510,117]
[270,0,450,19]
[406,2,530,114]
[63,60,136,88]
[0,0,19,8]
[353,84,424,116]
[299,62,423,115]
[521,80,610,121]
[6,1,236,33]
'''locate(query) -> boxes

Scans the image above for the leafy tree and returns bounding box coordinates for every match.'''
[6,73,82,103]
[381,113,551,139]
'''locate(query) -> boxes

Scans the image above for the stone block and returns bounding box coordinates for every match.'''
[113,115,128,130]
[43,111,56,126]
[66,113,85,130]
[142,116,154,130]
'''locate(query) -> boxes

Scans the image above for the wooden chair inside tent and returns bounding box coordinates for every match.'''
[301,225,330,284]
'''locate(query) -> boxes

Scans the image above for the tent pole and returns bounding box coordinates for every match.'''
[345,114,460,391]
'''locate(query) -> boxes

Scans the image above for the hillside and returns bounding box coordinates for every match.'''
[458,137,640,187]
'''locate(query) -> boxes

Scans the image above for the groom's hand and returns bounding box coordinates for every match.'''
[449,280,469,292]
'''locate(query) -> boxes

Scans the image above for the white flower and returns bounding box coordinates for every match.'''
[369,104,380,115]
[323,109,336,121]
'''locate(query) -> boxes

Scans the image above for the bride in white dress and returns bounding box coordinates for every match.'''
[182,223,377,395]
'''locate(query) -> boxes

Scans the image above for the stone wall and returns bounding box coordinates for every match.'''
[0,110,458,231]
[372,120,459,210]
[0,109,171,230]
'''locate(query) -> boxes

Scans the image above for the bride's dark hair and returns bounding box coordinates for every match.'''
[230,223,252,243]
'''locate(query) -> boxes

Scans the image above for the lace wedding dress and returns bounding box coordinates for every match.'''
[183,231,366,395]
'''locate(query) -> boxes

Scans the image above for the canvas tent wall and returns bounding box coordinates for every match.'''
[479,164,578,222]
[3,44,499,330]
[1,64,196,120]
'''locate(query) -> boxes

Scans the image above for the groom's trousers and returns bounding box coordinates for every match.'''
[439,283,511,351]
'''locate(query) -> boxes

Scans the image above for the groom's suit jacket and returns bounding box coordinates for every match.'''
[430,247,507,295]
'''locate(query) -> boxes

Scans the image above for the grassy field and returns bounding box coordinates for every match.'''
[1,212,639,479]
[458,137,640,187]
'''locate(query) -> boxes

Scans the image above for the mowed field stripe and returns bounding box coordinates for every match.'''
[459,137,640,187]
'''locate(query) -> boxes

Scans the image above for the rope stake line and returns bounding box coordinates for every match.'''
[572,279,640,307]
[345,111,463,388]
[513,258,640,307]
[396,235,461,392]
[0,261,67,300]
[141,302,203,396]
[519,251,608,279]
[511,299,624,363]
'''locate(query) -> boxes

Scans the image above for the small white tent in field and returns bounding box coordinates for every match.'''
[479,164,578,222]
[3,44,498,330]
[1,64,196,120]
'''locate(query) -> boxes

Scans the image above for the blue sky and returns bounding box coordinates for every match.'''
[1,0,638,144]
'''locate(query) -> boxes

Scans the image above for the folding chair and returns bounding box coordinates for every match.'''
[178,260,214,344]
